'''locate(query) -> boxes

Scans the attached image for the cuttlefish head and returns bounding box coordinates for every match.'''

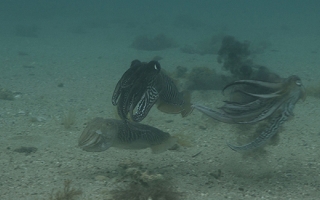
[78,118,118,152]
[285,75,306,102]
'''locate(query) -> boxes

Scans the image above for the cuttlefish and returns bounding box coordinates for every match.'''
[78,117,177,154]
[112,60,192,122]
[192,75,306,151]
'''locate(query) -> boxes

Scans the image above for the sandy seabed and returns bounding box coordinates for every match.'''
[1,18,320,200]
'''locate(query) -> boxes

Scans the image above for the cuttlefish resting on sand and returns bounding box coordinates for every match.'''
[192,75,306,151]
[112,59,193,122]
[78,117,176,154]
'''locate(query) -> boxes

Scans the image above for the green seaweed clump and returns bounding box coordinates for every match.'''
[111,161,182,200]
[217,35,281,83]
[49,180,82,200]
[217,35,253,79]
[131,34,177,51]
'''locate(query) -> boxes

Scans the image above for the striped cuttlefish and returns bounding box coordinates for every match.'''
[112,59,193,122]
[78,117,176,154]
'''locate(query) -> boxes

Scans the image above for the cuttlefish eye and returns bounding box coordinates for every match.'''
[295,80,302,86]
[148,61,161,71]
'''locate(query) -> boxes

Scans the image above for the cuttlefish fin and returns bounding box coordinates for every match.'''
[180,91,194,117]
[150,137,177,154]
[156,91,193,117]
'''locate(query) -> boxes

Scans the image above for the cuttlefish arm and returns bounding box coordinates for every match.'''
[194,75,305,151]
[112,60,143,106]
[131,86,160,122]
[126,61,161,122]
[227,76,305,151]
[221,99,265,113]
[116,88,132,120]
[193,80,284,123]
[227,111,289,151]
[112,60,162,121]
[233,89,282,99]
[193,98,283,124]
[234,97,287,124]
[222,79,284,94]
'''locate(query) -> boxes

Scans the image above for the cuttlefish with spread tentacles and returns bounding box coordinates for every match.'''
[112,59,193,122]
[192,75,306,151]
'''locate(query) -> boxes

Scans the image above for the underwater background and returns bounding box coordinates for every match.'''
[1,0,320,199]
